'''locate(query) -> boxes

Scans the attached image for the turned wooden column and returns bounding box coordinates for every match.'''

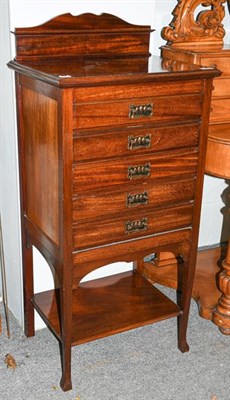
[206,127,230,334]
[213,243,230,334]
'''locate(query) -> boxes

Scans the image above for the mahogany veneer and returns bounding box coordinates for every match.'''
[8,13,220,391]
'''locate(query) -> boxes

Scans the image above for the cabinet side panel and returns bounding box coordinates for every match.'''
[22,87,59,245]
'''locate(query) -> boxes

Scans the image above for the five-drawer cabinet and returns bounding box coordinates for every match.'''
[8,13,220,391]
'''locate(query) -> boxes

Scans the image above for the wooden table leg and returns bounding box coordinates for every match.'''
[213,240,230,334]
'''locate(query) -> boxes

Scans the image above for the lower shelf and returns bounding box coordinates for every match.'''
[32,270,181,346]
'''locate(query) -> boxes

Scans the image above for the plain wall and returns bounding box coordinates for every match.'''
[1,0,229,329]
[0,0,24,322]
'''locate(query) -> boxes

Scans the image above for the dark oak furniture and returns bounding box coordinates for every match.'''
[143,0,230,328]
[8,13,219,391]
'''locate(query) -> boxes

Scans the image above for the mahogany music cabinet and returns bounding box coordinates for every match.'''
[8,13,220,391]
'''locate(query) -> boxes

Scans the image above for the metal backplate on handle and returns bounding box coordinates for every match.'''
[128,163,151,180]
[125,217,148,234]
[128,134,151,150]
[129,103,153,119]
[126,191,149,207]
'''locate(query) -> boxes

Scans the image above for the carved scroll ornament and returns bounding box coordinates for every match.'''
[162,0,227,47]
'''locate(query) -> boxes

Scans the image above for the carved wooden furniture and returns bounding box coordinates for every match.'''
[161,0,227,48]
[8,13,219,391]
[213,243,230,334]
[143,0,230,326]
[161,0,230,145]
[207,131,230,334]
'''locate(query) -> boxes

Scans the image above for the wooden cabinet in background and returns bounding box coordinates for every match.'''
[8,13,219,391]
[142,0,230,331]
[161,45,230,176]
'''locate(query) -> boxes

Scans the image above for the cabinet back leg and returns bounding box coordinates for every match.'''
[23,242,35,337]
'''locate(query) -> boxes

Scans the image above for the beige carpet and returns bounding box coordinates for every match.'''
[0,287,229,400]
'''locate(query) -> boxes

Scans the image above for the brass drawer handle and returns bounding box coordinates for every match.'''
[128,163,151,180]
[125,217,148,234]
[128,134,151,150]
[129,103,153,119]
[126,191,149,207]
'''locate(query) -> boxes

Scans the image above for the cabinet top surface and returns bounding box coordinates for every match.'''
[8,55,220,87]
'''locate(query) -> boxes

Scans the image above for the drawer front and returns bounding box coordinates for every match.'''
[73,122,200,162]
[73,177,196,222]
[73,152,198,192]
[73,93,202,129]
[210,98,230,123]
[73,204,194,249]
[73,80,202,103]
[212,78,230,98]
[200,57,230,76]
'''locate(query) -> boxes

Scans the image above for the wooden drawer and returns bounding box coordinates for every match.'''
[73,80,202,103]
[73,122,200,162]
[73,151,198,192]
[200,57,230,76]
[210,98,230,123]
[73,93,202,129]
[73,177,196,222]
[212,78,230,98]
[73,203,194,249]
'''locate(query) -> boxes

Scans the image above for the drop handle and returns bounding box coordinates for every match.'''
[125,218,148,234]
[128,163,151,180]
[128,134,151,150]
[126,192,149,207]
[129,103,153,119]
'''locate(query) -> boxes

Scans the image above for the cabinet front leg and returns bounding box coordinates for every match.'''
[59,286,73,391]
[60,341,72,391]
[177,257,193,353]
[177,312,190,353]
